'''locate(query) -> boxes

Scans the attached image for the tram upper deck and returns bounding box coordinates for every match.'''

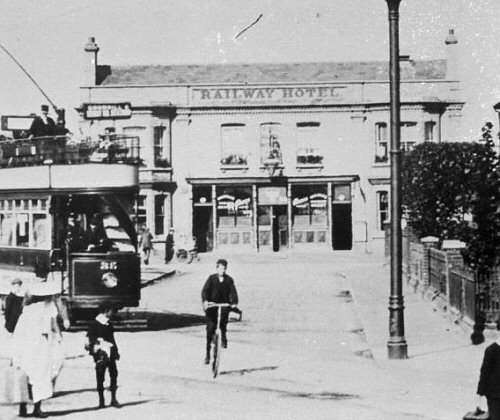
[0,135,140,192]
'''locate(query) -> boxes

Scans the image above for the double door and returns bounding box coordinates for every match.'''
[258,205,288,252]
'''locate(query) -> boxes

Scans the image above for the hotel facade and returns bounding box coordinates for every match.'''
[78,30,463,254]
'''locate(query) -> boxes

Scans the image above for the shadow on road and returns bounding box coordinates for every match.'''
[220,366,279,376]
[47,399,151,416]
[126,310,206,331]
[53,388,95,398]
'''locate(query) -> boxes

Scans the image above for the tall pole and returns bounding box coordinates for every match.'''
[386,0,408,359]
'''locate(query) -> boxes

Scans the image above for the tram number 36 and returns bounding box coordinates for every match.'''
[100,261,118,271]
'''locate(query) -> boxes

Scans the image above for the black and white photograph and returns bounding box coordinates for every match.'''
[0,1,499,418]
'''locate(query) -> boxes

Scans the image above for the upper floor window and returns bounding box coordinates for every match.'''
[375,122,388,163]
[401,121,418,152]
[377,191,389,231]
[424,121,436,141]
[296,122,322,165]
[153,125,169,167]
[374,121,418,163]
[221,124,248,166]
[260,123,282,165]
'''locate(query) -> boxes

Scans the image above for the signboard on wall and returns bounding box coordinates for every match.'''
[83,103,132,120]
[1,115,35,131]
[258,187,287,205]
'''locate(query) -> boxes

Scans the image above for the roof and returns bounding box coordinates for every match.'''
[98,59,448,86]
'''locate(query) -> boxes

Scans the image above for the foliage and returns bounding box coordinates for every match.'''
[402,123,500,270]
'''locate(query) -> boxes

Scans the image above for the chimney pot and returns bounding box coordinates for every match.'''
[445,29,458,45]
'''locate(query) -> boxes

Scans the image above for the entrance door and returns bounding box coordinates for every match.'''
[332,203,352,250]
[192,206,213,252]
[258,205,287,252]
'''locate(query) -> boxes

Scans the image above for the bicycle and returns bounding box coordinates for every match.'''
[206,302,232,378]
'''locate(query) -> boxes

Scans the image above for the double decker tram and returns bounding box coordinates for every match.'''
[0,133,142,324]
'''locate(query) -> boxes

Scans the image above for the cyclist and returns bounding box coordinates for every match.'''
[201,259,241,364]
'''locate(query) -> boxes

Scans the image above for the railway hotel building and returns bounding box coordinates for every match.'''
[78,31,463,254]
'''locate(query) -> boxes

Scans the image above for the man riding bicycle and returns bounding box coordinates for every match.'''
[201,259,241,365]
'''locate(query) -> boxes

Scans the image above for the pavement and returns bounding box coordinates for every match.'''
[0,251,492,419]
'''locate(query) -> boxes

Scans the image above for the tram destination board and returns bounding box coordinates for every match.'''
[83,102,132,120]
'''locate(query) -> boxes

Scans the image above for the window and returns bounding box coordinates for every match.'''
[296,122,322,165]
[401,122,418,152]
[154,125,169,167]
[424,121,436,141]
[135,195,147,229]
[154,195,164,236]
[0,199,50,249]
[292,185,328,227]
[260,123,282,164]
[377,191,389,230]
[375,122,388,163]
[216,187,252,228]
[123,126,146,164]
[220,124,247,166]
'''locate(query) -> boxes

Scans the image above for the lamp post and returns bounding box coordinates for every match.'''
[385,0,408,359]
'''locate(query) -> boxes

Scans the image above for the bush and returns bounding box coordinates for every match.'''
[402,123,500,270]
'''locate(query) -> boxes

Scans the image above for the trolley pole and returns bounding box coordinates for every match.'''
[385,0,408,360]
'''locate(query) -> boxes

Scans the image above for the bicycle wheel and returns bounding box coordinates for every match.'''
[212,331,222,378]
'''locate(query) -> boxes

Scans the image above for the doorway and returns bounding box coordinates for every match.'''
[192,206,213,252]
[332,203,352,250]
[258,205,288,252]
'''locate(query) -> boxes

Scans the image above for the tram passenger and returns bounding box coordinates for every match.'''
[29,105,56,139]
[67,213,86,252]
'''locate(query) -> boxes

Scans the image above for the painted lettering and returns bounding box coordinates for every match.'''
[243,89,256,98]
[255,89,265,98]
[265,88,275,98]
[304,87,316,97]
[282,88,294,98]
[200,89,211,100]
[295,88,304,98]
[214,89,223,99]
[318,87,327,97]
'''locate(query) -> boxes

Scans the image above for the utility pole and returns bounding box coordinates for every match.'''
[385,0,408,360]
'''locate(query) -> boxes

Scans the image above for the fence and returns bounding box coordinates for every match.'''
[396,228,500,326]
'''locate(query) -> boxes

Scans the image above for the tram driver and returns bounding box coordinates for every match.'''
[84,215,115,253]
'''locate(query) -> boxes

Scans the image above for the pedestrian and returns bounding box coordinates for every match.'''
[164,228,175,264]
[86,304,121,409]
[138,226,153,265]
[201,259,241,365]
[4,278,24,334]
[29,105,56,139]
[477,319,500,420]
[11,279,62,418]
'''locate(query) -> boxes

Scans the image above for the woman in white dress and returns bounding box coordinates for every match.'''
[12,279,63,418]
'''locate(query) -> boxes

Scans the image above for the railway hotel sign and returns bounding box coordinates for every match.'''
[191,85,350,106]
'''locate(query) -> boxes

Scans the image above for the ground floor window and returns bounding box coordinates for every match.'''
[135,195,147,229]
[291,185,327,244]
[216,186,253,246]
[377,191,389,231]
[154,195,165,236]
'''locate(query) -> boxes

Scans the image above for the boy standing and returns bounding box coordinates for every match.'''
[87,305,121,409]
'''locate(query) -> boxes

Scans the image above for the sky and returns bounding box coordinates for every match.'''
[0,0,499,138]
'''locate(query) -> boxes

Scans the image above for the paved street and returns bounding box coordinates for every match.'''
[0,251,489,419]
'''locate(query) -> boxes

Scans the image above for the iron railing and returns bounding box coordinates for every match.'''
[0,135,141,168]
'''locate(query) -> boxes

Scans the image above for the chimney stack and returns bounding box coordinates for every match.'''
[83,37,99,86]
[445,29,458,80]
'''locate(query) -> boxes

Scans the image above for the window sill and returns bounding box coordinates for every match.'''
[221,164,249,172]
[373,162,390,167]
[296,163,324,170]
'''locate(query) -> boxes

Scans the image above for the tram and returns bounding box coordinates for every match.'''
[0,132,142,323]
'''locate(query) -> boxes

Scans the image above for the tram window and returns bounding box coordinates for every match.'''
[33,214,49,248]
[0,214,15,246]
[16,213,29,247]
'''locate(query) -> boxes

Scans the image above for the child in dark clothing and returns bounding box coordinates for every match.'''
[86,305,121,409]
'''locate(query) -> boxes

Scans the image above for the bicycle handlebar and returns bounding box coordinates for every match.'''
[206,302,232,308]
